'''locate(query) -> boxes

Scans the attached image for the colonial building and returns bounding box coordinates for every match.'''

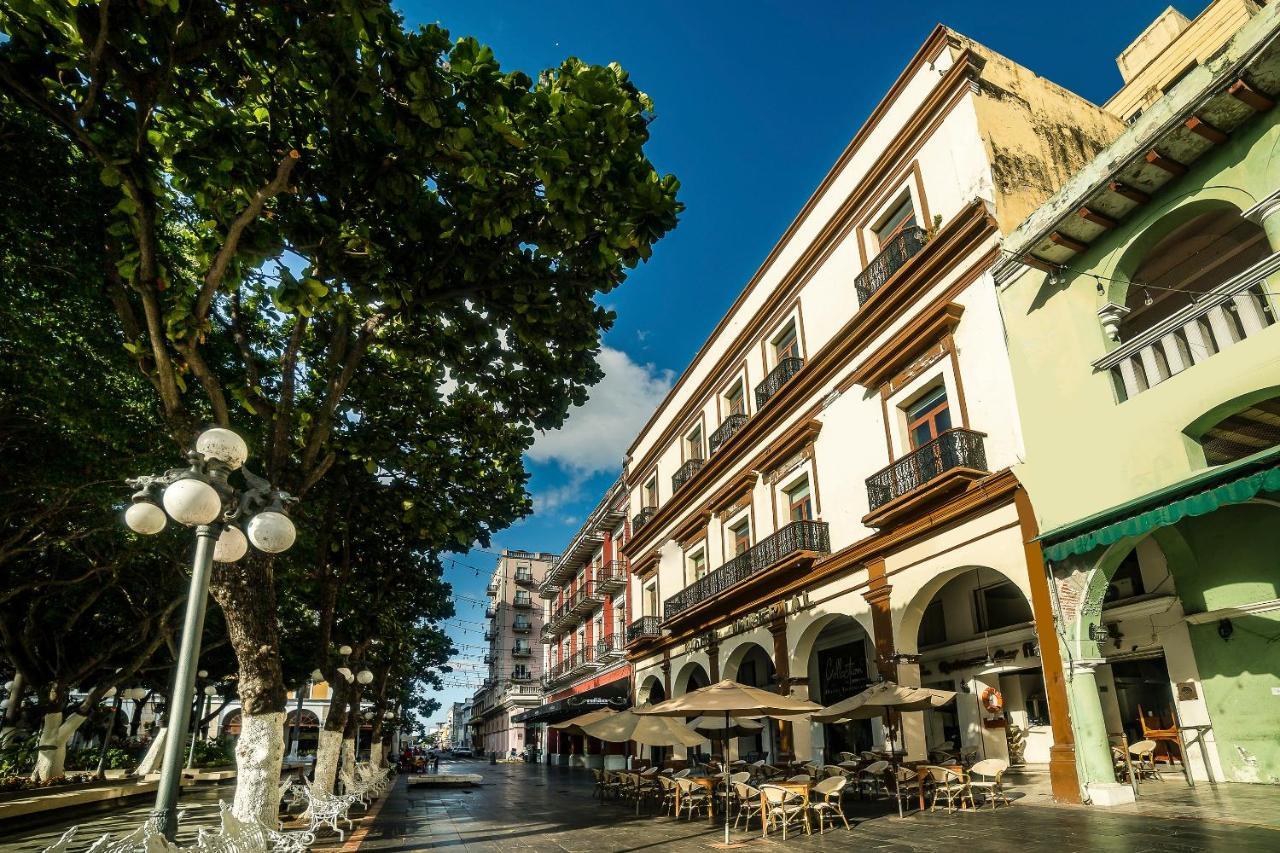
[516,479,633,768]
[470,549,556,757]
[619,22,1130,794]
[997,1,1280,804]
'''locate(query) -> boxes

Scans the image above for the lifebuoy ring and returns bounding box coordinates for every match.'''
[981,687,1004,714]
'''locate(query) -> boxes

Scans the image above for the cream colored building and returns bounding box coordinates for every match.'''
[618,24,1126,797]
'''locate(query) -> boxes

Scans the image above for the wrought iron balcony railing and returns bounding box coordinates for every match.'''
[596,633,625,659]
[632,506,657,533]
[484,606,496,619]
[514,569,535,585]
[671,458,705,494]
[663,520,830,621]
[855,225,927,305]
[483,631,494,642]
[626,615,663,645]
[755,357,804,409]
[510,671,533,682]
[485,582,498,597]
[865,428,987,512]
[709,413,749,455]
[513,594,534,609]
[513,620,532,633]
[595,560,627,595]
[512,644,532,657]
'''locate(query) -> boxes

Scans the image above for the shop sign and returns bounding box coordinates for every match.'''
[686,591,813,651]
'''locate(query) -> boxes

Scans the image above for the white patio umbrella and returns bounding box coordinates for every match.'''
[635,680,821,845]
[579,705,705,748]
[812,681,956,817]
[688,714,764,769]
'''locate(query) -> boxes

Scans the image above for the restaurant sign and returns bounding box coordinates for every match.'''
[686,591,813,651]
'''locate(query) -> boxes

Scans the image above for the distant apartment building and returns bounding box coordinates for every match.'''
[514,478,632,768]
[470,549,557,757]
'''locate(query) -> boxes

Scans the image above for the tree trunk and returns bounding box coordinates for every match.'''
[0,672,25,743]
[233,711,286,826]
[135,727,167,776]
[310,676,349,797]
[209,555,288,826]
[31,710,87,782]
[339,736,356,790]
[128,689,153,739]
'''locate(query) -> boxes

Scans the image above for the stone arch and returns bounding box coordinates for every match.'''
[1181,385,1280,466]
[638,674,666,705]
[219,708,242,737]
[721,639,776,687]
[790,609,875,680]
[895,564,1031,656]
[672,659,710,696]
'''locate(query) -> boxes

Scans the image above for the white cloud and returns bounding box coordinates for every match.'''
[526,347,674,507]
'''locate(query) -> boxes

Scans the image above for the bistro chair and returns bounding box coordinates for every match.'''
[837,751,858,763]
[675,777,712,820]
[655,774,678,816]
[925,765,973,813]
[809,776,850,833]
[857,760,890,798]
[1130,740,1163,781]
[890,767,923,814]
[673,767,692,779]
[733,781,764,831]
[785,773,812,783]
[967,759,1010,808]
[591,769,610,800]
[821,764,846,779]
[760,784,809,839]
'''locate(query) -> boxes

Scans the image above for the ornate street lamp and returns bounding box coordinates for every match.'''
[124,426,295,840]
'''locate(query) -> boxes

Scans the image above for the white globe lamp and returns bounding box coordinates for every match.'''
[337,666,354,683]
[162,478,222,526]
[125,501,167,535]
[203,685,218,697]
[310,669,324,682]
[213,525,248,563]
[195,428,248,470]
[197,670,208,679]
[338,645,353,656]
[246,511,295,553]
[356,669,374,685]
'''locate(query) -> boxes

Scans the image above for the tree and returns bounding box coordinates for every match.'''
[1,0,679,821]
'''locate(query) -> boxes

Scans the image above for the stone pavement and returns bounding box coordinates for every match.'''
[358,762,1280,853]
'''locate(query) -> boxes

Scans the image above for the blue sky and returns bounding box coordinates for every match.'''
[399,0,1194,723]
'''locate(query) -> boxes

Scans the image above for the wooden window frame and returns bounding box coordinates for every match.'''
[905,384,951,449]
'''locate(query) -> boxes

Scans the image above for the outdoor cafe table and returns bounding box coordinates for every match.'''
[760,780,813,839]
[673,776,717,823]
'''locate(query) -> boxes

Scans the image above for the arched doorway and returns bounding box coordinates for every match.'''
[284,708,320,757]
[899,567,1039,765]
[670,662,711,765]
[220,709,242,738]
[793,615,877,764]
[723,642,778,762]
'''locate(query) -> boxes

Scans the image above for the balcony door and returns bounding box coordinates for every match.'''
[874,195,917,251]
[729,518,751,557]
[773,322,800,364]
[725,380,746,417]
[906,385,951,449]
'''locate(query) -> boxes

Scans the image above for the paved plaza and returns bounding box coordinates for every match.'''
[4,764,1280,852]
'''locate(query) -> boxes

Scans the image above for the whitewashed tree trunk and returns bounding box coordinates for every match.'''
[370,742,384,770]
[134,727,167,776]
[31,711,87,782]
[0,673,25,744]
[339,737,356,790]
[231,711,286,828]
[311,729,343,795]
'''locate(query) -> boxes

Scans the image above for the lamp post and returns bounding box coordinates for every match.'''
[124,427,296,841]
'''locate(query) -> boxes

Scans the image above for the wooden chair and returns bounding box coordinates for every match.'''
[760,784,808,839]
[967,759,1010,808]
[733,781,764,831]
[809,776,850,832]
[675,777,712,820]
[924,765,973,813]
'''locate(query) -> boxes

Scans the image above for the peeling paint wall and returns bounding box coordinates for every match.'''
[961,38,1126,234]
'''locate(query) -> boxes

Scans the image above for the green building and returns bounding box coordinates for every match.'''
[995,6,1280,805]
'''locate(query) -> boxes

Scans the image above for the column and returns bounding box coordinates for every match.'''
[861,557,896,680]
[769,614,793,758]
[1014,486,1082,803]
[895,658,927,761]
[1067,659,1134,806]
[789,680,814,762]
[707,641,720,682]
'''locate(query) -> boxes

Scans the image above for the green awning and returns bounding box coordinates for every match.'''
[1042,453,1280,562]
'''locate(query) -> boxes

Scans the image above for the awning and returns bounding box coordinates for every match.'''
[1041,447,1280,562]
[512,680,630,725]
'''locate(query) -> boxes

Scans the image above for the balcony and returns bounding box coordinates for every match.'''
[596,633,625,662]
[709,413,749,456]
[854,225,927,305]
[513,594,534,609]
[483,653,494,664]
[626,615,663,646]
[595,560,627,595]
[672,458,705,494]
[514,569,536,585]
[664,520,830,621]
[540,623,555,642]
[755,357,804,409]
[1097,281,1275,402]
[484,606,496,619]
[485,582,498,597]
[512,644,532,657]
[510,671,533,682]
[864,428,988,526]
[567,647,599,678]
[513,619,532,634]
[483,631,494,642]
[632,506,657,533]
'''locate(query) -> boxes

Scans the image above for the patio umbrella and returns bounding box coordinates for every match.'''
[635,680,822,845]
[550,707,617,737]
[812,681,956,817]
[689,714,764,769]
[580,706,705,748]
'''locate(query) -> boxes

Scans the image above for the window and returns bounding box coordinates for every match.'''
[643,476,658,509]
[1196,396,1280,465]
[614,595,627,634]
[644,582,658,617]
[905,385,952,449]
[773,322,800,363]
[686,549,707,585]
[685,424,704,461]
[973,580,1033,633]
[784,477,813,522]
[725,379,746,416]
[873,195,917,249]
[920,599,947,647]
[728,518,751,556]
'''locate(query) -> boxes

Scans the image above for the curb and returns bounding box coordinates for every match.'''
[340,779,394,852]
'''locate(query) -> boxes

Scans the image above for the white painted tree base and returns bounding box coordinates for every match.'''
[232,711,286,827]
[339,738,355,791]
[312,730,343,795]
[134,728,167,776]
[32,712,86,782]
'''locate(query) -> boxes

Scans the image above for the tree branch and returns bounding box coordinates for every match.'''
[299,313,386,473]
